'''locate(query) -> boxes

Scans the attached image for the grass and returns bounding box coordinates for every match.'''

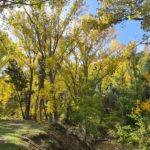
[0,120,47,150]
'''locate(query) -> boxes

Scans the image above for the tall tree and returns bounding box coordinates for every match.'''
[8,0,84,122]
[0,31,16,69]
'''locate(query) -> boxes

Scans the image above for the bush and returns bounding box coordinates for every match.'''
[116,99,150,150]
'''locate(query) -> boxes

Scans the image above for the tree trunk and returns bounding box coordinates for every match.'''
[39,99,43,120]
[25,68,33,120]
[19,100,25,119]
[38,58,46,121]
[42,99,48,120]
[17,92,25,119]
[34,96,39,120]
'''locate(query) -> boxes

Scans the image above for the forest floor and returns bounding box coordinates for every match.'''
[0,120,93,150]
[0,120,48,150]
[0,120,124,150]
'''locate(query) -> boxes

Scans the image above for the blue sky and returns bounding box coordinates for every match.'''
[86,0,145,45]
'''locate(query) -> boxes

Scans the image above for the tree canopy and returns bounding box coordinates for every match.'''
[98,0,150,31]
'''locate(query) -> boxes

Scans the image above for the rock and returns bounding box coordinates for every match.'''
[0,137,5,144]
[22,123,94,150]
[67,126,86,141]
[48,123,94,150]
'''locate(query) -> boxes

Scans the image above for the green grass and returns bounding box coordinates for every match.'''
[0,143,26,150]
[0,120,47,150]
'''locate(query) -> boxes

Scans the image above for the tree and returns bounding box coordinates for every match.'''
[5,59,28,119]
[60,14,118,135]
[98,0,150,32]
[0,0,49,11]
[0,31,16,69]
[8,0,84,122]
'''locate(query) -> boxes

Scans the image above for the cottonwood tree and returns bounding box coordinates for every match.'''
[0,0,49,11]
[8,0,84,122]
[0,31,16,69]
[60,14,118,134]
[98,0,150,32]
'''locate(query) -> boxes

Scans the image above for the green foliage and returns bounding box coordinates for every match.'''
[116,114,150,150]
[5,59,28,91]
[98,0,150,31]
[70,83,100,137]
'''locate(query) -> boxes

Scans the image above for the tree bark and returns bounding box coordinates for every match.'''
[25,68,33,120]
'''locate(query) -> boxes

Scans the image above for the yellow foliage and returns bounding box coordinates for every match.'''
[39,80,51,99]
[127,16,132,20]
[47,100,54,113]
[135,99,141,105]
[124,72,131,86]
[90,29,99,40]
[81,14,98,32]
[134,107,142,114]
[123,42,136,58]
[142,100,150,112]
[110,40,119,50]
[81,14,95,22]
[101,75,112,93]
[133,99,150,114]
[0,79,13,106]
[45,57,55,68]
[144,73,150,84]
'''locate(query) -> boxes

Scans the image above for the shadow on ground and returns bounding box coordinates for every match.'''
[0,143,27,150]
